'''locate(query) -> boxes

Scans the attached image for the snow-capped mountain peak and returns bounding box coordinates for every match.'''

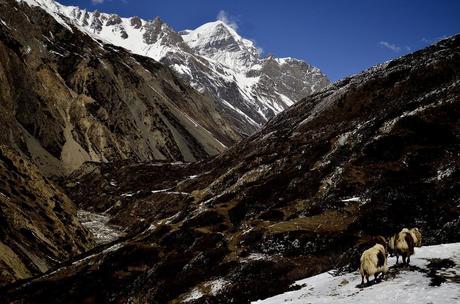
[181,20,260,71]
[17,0,330,136]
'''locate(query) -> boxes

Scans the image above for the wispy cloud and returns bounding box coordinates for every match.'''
[216,10,263,55]
[217,10,238,30]
[92,0,104,4]
[379,41,401,52]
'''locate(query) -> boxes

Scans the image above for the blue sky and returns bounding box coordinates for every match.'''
[59,0,460,82]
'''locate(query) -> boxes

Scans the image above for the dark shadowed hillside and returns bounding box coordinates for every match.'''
[0,145,93,287]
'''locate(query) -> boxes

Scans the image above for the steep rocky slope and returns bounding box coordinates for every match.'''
[17,0,330,136]
[0,0,238,176]
[2,34,458,303]
[0,145,93,287]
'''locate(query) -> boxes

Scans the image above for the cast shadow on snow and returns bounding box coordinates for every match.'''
[355,258,457,289]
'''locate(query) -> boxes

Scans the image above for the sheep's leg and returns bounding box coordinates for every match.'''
[361,275,365,286]
[374,272,380,283]
[407,255,411,265]
[366,276,370,285]
[402,255,407,265]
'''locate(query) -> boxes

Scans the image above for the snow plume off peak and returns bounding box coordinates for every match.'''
[217,10,238,30]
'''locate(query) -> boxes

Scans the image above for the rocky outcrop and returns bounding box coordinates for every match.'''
[0,0,240,176]
[2,33,458,303]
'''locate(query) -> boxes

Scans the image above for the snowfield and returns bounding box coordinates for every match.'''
[253,243,460,304]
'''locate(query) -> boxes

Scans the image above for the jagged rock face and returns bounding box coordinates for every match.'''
[0,0,240,176]
[143,17,166,44]
[106,15,122,27]
[143,17,185,47]
[252,57,328,103]
[0,145,93,287]
[17,0,330,136]
[130,16,142,29]
[2,34,458,303]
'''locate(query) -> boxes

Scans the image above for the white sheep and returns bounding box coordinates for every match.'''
[389,228,415,265]
[409,227,422,247]
[359,243,388,286]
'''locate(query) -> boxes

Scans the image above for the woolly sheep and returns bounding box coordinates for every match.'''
[409,227,422,247]
[389,228,415,265]
[359,243,388,286]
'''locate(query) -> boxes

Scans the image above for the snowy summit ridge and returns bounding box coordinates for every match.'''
[17,0,330,136]
[181,20,261,72]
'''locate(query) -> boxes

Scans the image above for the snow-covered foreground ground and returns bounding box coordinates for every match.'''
[253,243,460,304]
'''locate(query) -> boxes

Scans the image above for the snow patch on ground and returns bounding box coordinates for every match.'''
[77,210,124,244]
[341,197,361,203]
[183,278,231,302]
[183,288,204,302]
[151,188,189,195]
[120,190,141,197]
[208,278,231,295]
[436,167,455,181]
[253,243,460,304]
[242,253,272,263]
[0,18,12,30]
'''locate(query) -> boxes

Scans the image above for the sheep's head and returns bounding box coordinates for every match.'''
[375,235,388,251]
